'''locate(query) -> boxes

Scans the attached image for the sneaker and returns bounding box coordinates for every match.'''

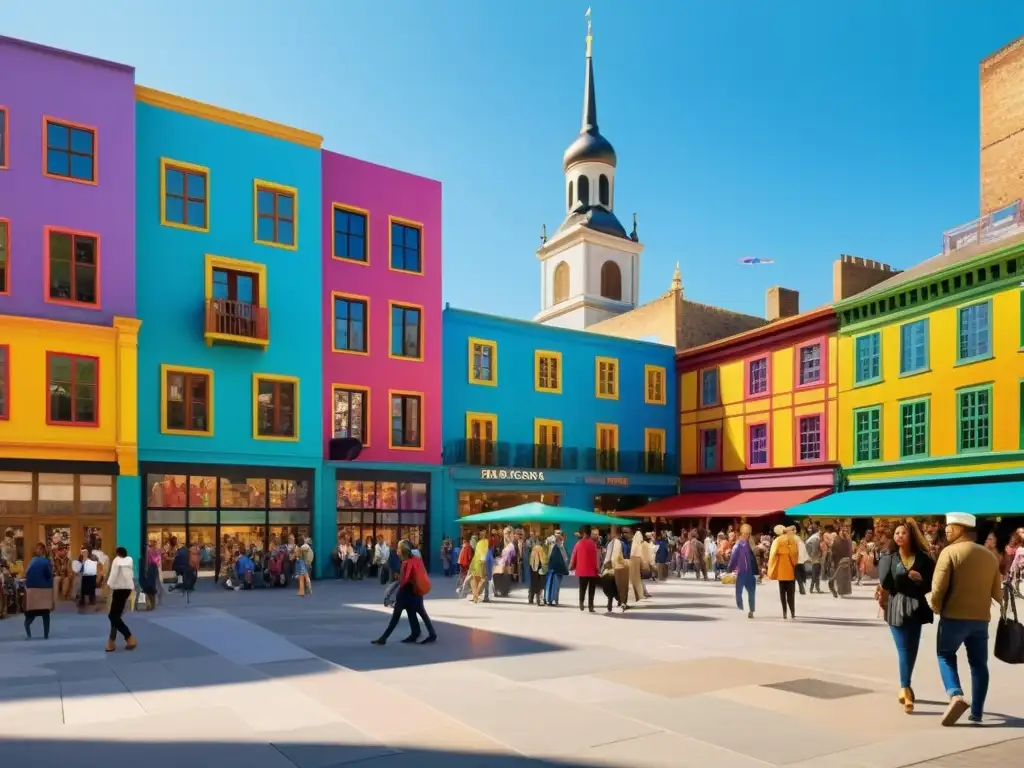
[942,696,969,727]
[967,714,983,725]
[747,611,754,619]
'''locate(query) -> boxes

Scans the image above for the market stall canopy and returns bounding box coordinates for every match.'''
[785,481,1024,518]
[627,488,831,519]
[458,502,638,527]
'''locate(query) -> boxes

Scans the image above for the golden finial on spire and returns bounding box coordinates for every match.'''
[585,7,593,57]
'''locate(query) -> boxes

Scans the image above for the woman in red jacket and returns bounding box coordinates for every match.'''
[372,540,437,646]
[570,527,600,612]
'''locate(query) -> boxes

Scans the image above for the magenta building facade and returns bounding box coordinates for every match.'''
[0,35,136,324]
[321,151,443,559]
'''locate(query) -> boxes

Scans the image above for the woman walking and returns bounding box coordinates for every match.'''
[140,540,161,610]
[295,536,313,596]
[469,535,490,603]
[768,524,798,619]
[372,540,436,645]
[545,532,569,606]
[829,526,855,598]
[24,543,54,640]
[877,519,934,714]
[528,536,549,605]
[106,547,136,652]
[728,524,758,618]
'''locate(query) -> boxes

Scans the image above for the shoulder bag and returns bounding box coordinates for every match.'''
[995,583,1024,664]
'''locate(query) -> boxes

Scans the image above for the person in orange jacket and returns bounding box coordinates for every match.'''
[768,524,799,620]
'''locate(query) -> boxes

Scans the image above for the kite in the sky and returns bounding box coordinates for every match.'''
[739,257,775,265]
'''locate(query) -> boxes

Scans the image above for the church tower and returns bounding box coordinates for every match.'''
[534,12,644,330]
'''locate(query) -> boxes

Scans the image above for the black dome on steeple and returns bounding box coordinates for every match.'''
[562,29,616,171]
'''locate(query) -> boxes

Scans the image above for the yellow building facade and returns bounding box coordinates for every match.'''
[0,314,139,572]
[662,307,840,523]
[835,237,1024,487]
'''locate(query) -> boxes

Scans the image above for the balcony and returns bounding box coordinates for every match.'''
[943,200,1024,255]
[444,439,678,475]
[204,299,270,348]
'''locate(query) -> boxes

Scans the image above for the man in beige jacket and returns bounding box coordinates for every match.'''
[928,512,1004,726]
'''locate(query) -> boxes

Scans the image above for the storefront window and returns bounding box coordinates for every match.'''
[335,474,430,563]
[38,473,75,515]
[0,472,34,517]
[80,476,113,514]
[148,474,187,507]
[270,479,308,509]
[593,494,652,514]
[456,491,560,541]
[219,477,267,508]
[1,524,26,575]
[188,476,216,507]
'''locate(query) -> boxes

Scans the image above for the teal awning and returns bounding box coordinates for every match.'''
[459,502,638,527]
[785,481,1024,518]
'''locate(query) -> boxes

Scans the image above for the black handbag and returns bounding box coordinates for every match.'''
[995,584,1024,665]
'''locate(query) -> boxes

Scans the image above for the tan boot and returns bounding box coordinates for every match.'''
[125,636,137,651]
[105,640,115,653]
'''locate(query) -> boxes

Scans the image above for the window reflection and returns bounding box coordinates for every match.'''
[376,482,398,509]
[148,474,187,507]
[219,477,267,508]
[269,478,308,509]
[400,482,427,510]
[188,476,216,507]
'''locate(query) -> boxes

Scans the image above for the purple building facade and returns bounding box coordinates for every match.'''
[0,35,136,323]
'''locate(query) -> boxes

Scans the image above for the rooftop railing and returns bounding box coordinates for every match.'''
[942,200,1024,255]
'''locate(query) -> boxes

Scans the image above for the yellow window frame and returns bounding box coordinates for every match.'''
[388,215,425,276]
[160,364,215,437]
[389,389,426,451]
[331,202,371,266]
[253,178,299,251]
[535,350,563,394]
[252,373,300,442]
[644,427,667,471]
[596,422,619,471]
[159,157,211,233]
[645,364,667,405]
[388,300,425,362]
[331,291,371,357]
[468,337,498,386]
[204,254,269,348]
[595,356,619,400]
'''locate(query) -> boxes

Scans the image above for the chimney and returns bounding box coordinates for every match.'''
[832,255,900,301]
[766,286,799,321]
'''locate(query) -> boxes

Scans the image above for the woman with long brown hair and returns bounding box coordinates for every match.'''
[877,519,934,714]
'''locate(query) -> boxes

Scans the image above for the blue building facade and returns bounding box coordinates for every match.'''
[438,307,678,547]
[133,88,325,576]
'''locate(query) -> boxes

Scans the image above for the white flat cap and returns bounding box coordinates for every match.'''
[946,512,977,528]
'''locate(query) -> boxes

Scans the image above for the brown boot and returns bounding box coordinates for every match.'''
[105,640,115,652]
[125,636,137,651]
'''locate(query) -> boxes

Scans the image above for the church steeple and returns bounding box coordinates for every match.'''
[562,10,617,172]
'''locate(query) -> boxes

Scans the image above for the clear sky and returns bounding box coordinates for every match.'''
[4,1,1023,321]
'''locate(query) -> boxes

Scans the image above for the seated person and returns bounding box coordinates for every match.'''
[235,550,255,589]
[52,546,73,600]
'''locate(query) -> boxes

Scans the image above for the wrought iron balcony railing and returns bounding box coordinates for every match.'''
[444,439,677,475]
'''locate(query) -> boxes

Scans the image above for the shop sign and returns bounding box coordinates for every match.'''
[479,468,546,481]
[584,476,630,487]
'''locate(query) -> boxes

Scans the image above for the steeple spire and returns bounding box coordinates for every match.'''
[582,8,598,134]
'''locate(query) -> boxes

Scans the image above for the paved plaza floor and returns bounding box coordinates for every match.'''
[0,575,1021,767]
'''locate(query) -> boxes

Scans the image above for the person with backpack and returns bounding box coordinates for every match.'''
[371,540,436,646]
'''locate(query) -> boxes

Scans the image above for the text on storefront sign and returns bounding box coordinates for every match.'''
[479,469,546,481]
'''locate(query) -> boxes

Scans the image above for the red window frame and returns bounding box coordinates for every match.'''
[794,412,826,465]
[257,378,296,437]
[746,420,771,469]
[0,344,9,420]
[698,426,721,473]
[743,354,771,399]
[165,369,210,432]
[794,336,827,389]
[45,352,99,426]
[44,226,100,308]
[0,106,8,170]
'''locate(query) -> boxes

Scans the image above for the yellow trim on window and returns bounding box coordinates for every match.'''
[388,215,425,276]
[253,179,299,251]
[596,422,619,471]
[388,389,426,451]
[465,411,498,441]
[331,202,371,266]
[203,254,269,348]
[534,350,563,394]
[388,300,425,362]
[159,157,210,233]
[160,364,214,437]
[330,291,371,357]
[331,382,371,447]
[468,337,498,386]
[644,427,667,472]
[534,418,563,446]
[252,373,300,442]
[595,356,619,400]
[534,417,563,468]
[644,364,667,405]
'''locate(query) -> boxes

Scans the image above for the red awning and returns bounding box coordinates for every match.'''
[630,488,831,519]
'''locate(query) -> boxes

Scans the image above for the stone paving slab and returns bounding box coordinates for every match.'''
[0,577,1022,767]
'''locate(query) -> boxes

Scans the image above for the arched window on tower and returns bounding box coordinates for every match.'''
[598,174,610,207]
[553,262,570,304]
[600,261,622,301]
[577,175,590,207]
[567,180,574,211]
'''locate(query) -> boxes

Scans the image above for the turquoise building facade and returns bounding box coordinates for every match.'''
[134,88,326,576]
[438,307,679,546]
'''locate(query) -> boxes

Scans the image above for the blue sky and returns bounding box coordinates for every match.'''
[4,1,1022,320]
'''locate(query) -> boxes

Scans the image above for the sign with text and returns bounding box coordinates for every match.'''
[585,476,630,487]
[479,468,546,481]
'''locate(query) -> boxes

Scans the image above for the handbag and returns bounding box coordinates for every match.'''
[995,584,1024,664]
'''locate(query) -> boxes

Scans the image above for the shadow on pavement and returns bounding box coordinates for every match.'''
[0,738,607,768]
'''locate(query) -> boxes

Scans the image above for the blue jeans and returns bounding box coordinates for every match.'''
[545,571,563,604]
[889,621,922,689]
[936,618,989,718]
[735,571,756,612]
